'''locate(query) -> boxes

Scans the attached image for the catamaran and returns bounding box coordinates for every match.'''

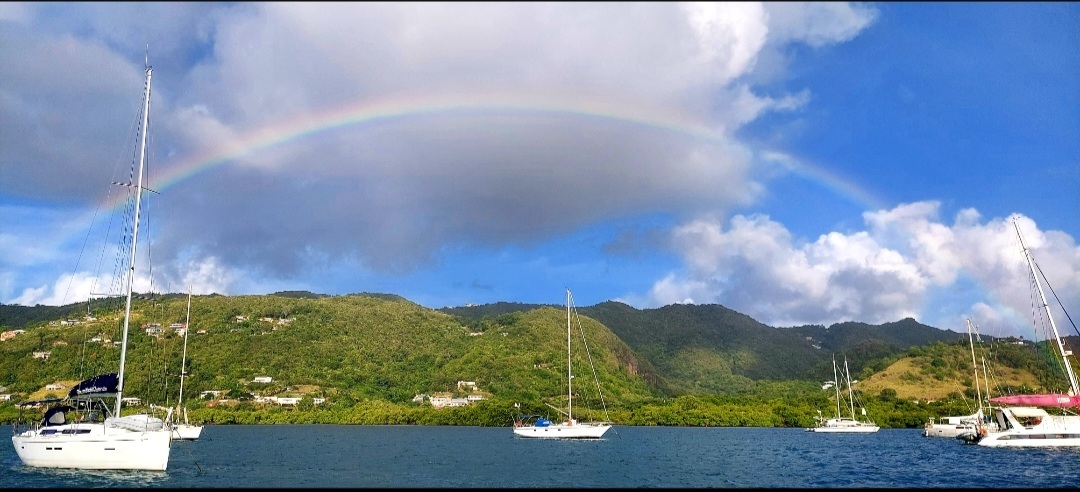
[960,217,1080,447]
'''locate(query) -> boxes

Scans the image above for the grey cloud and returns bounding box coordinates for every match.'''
[153,113,755,277]
[3,2,880,299]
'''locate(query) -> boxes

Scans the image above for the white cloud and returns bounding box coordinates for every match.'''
[863,201,962,285]
[11,271,122,307]
[0,2,31,23]
[649,202,1080,337]
[967,302,1010,339]
[10,256,241,307]
[681,2,769,84]
[763,2,878,47]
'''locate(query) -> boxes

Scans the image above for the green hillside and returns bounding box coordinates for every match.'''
[0,294,656,417]
[444,301,966,392]
[2,293,1074,428]
[859,336,1073,400]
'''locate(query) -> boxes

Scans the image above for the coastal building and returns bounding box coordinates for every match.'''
[1,329,26,341]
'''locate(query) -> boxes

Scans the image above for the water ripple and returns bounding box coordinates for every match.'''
[4,426,1080,488]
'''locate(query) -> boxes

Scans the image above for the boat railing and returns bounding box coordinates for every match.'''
[11,398,63,436]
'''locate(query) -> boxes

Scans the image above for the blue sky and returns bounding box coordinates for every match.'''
[1,3,1078,340]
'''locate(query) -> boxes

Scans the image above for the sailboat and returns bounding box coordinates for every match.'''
[10,63,174,470]
[961,217,1080,447]
[807,355,879,433]
[513,289,612,439]
[170,289,203,441]
[924,319,999,438]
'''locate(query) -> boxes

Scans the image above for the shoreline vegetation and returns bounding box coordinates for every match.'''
[2,393,981,429]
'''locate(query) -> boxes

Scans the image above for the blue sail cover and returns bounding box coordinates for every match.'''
[68,373,119,399]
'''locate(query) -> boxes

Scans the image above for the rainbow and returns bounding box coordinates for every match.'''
[98,92,884,214]
[69,93,1027,334]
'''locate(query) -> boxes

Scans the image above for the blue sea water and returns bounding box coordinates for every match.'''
[3,425,1079,488]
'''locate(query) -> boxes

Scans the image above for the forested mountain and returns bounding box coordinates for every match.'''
[3,293,966,400]
[1,292,1070,428]
[443,300,965,392]
[0,294,656,408]
[0,302,94,329]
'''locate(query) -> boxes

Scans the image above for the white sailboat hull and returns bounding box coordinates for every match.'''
[809,357,878,434]
[808,425,880,433]
[807,418,879,433]
[979,434,1080,447]
[170,290,201,441]
[975,411,1080,448]
[513,421,611,439]
[171,423,203,441]
[513,289,614,440]
[924,423,978,438]
[924,409,990,438]
[12,423,172,471]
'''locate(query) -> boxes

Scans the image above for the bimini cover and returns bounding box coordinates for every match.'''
[43,405,75,426]
[68,373,119,399]
[536,418,552,427]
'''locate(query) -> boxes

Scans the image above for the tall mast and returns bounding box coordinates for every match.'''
[1014,217,1080,395]
[177,287,192,421]
[832,355,841,419]
[966,319,983,414]
[115,65,152,417]
[566,288,573,422]
[844,357,856,419]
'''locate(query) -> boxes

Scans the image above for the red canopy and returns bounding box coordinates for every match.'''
[989,394,1080,408]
